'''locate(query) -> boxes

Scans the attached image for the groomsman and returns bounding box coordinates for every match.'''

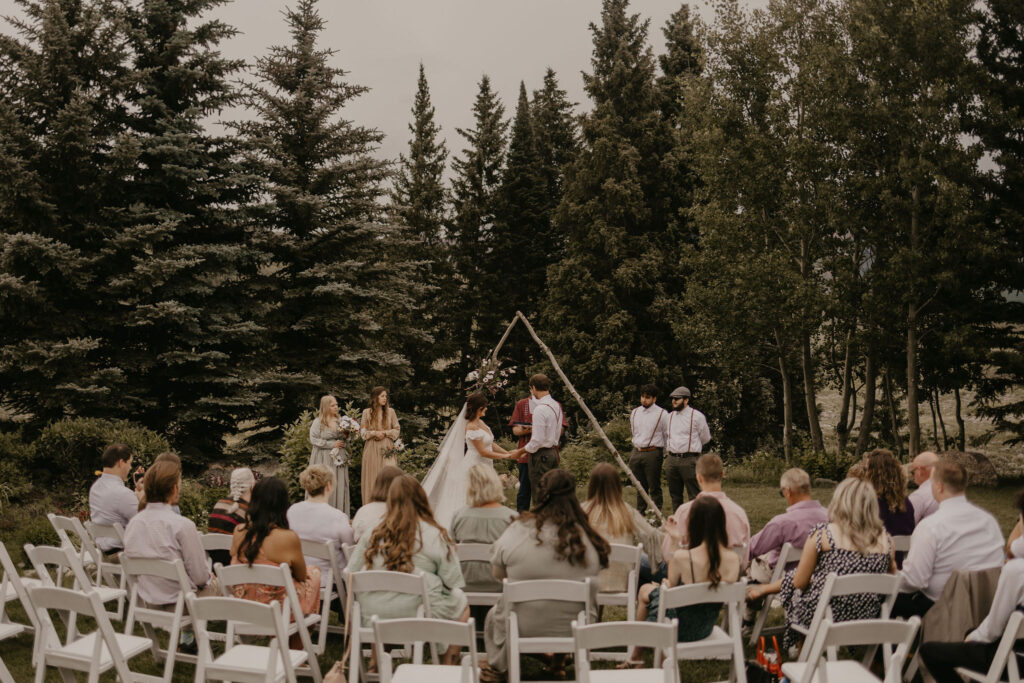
[664,386,711,510]
[628,384,668,514]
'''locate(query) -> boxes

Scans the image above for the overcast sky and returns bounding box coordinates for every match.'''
[0,0,768,164]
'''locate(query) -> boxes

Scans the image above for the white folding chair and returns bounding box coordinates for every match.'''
[655,580,747,683]
[24,543,127,642]
[597,543,642,622]
[505,577,593,683]
[120,555,197,678]
[28,585,152,683]
[373,616,479,683]
[782,617,920,683]
[83,519,128,587]
[573,619,678,683]
[0,621,23,683]
[215,562,324,681]
[347,569,432,683]
[890,536,911,555]
[188,593,307,683]
[457,543,502,608]
[793,572,901,666]
[0,541,41,636]
[953,610,1024,683]
[748,542,802,646]
[50,513,126,620]
[300,538,346,647]
[342,543,356,566]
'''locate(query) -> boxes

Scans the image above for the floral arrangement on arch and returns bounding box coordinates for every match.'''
[330,413,362,467]
[465,357,516,396]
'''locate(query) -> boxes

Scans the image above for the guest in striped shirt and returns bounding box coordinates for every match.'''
[206,468,255,566]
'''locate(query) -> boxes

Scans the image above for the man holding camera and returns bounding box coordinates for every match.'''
[88,443,145,553]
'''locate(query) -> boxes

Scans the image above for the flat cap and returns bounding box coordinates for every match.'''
[669,386,691,399]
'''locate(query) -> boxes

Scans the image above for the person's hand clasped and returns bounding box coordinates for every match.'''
[746,585,762,601]
[333,440,344,448]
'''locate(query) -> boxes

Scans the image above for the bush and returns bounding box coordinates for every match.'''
[33,418,171,490]
[0,496,60,565]
[0,431,36,508]
[280,411,315,503]
[177,479,226,532]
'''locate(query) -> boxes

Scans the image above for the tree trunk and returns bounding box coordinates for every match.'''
[954,386,966,451]
[935,389,950,450]
[855,348,877,456]
[928,390,941,450]
[800,330,825,454]
[884,366,902,459]
[835,328,855,458]
[906,185,921,458]
[777,343,793,464]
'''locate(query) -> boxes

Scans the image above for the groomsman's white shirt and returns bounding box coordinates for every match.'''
[524,395,563,452]
[630,404,668,449]
[666,406,711,454]
[899,494,1005,601]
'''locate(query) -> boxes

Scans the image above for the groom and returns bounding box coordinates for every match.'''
[509,374,565,495]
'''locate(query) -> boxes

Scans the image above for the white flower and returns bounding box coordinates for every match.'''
[465,370,479,381]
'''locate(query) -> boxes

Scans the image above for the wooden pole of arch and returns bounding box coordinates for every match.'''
[512,311,664,523]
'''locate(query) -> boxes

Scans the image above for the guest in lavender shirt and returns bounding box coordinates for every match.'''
[747,468,828,584]
[123,458,217,606]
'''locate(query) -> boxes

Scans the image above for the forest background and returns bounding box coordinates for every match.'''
[1,0,1023,535]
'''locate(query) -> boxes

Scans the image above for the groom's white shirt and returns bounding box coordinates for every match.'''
[524,395,562,452]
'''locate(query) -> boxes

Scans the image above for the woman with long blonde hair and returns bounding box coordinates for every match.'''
[348,475,469,664]
[308,394,352,513]
[582,463,663,592]
[359,386,401,505]
[745,477,896,649]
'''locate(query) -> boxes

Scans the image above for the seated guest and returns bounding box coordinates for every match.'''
[582,463,663,592]
[451,464,517,595]
[632,496,740,660]
[288,464,355,588]
[482,469,609,681]
[908,451,940,523]
[349,475,469,665]
[89,443,144,553]
[124,459,217,604]
[746,478,896,650]
[206,467,255,567]
[894,459,1004,619]
[863,448,916,539]
[661,453,750,569]
[351,465,403,542]
[231,477,321,621]
[921,558,1024,683]
[747,467,828,584]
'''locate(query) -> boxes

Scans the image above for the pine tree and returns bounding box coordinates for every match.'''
[235,0,426,437]
[541,0,684,417]
[0,0,135,423]
[657,5,702,122]
[531,68,579,221]
[110,0,264,461]
[449,75,508,372]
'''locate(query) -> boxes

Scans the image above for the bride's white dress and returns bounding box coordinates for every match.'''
[422,406,497,528]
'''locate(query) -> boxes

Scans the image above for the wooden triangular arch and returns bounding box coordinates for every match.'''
[484,312,665,523]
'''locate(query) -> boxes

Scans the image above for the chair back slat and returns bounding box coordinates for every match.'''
[608,543,642,569]
[373,617,476,649]
[199,533,233,553]
[456,543,493,563]
[27,585,98,615]
[24,543,92,589]
[83,521,125,546]
[828,573,901,598]
[504,578,591,605]
[121,555,191,584]
[216,561,291,588]
[349,569,429,595]
[657,580,747,612]
[573,620,676,651]
[891,535,912,553]
[300,538,337,562]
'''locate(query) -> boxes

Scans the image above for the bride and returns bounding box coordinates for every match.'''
[422,392,514,527]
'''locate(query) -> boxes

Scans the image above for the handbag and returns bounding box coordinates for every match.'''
[744,636,782,683]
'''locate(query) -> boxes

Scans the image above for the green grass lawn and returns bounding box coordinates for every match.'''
[4,480,1021,682]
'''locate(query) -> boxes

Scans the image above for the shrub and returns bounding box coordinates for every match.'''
[33,418,171,490]
[0,496,60,565]
[0,431,36,507]
[280,411,315,503]
[177,479,226,532]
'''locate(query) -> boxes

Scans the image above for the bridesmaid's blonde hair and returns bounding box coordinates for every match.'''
[317,395,337,427]
[828,477,886,555]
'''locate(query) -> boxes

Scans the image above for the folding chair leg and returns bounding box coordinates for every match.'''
[0,658,15,683]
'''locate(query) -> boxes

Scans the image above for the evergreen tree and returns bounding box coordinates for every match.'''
[657,4,702,122]
[448,75,508,372]
[0,0,135,423]
[541,0,684,417]
[235,0,426,438]
[530,68,579,224]
[111,0,264,460]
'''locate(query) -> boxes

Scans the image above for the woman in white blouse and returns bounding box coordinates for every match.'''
[287,464,355,588]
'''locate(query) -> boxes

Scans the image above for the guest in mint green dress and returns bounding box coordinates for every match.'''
[348,474,469,665]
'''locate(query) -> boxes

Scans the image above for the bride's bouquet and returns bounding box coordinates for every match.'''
[330,415,362,467]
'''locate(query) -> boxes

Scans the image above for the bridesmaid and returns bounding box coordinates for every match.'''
[360,386,400,505]
[308,395,350,514]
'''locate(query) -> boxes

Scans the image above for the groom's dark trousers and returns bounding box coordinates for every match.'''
[528,447,558,494]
